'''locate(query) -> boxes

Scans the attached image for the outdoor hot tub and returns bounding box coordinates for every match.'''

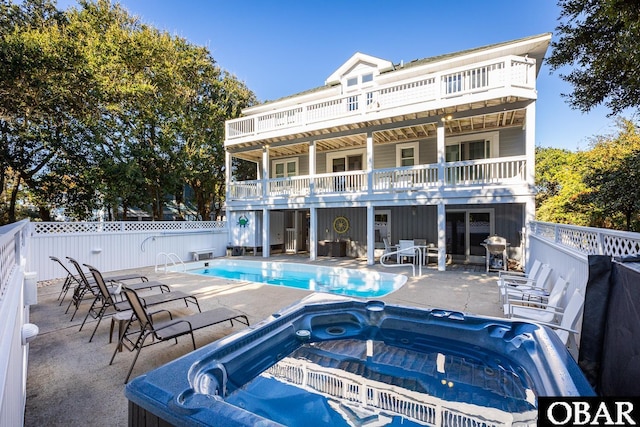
[125,294,593,426]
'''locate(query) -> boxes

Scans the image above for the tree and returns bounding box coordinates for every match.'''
[547,0,640,115]
[535,146,590,225]
[579,118,640,230]
[0,0,99,223]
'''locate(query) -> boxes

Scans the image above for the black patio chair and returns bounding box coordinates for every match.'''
[112,286,249,383]
[82,264,201,344]
[64,257,155,320]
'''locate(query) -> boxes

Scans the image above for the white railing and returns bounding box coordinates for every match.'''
[228,157,527,201]
[314,170,368,194]
[0,219,32,427]
[226,55,535,141]
[268,176,311,196]
[229,180,262,199]
[445,157,526,186]
[528,221,640,311]
[529,221,640,257]
[266,356,535,426]
[155,252,186,273]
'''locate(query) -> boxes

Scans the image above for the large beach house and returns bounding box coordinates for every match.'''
[224,33,551,270]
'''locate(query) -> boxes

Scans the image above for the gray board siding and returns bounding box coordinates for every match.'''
[313,203,523,259]
[271,127,525,173]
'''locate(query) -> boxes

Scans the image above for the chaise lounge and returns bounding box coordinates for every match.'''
[113,286,249,383]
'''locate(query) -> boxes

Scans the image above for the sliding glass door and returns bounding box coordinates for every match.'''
[446,209,494,263]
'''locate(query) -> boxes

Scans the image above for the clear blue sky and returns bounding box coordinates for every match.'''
[58,0,632,151]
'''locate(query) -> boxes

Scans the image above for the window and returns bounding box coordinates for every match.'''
[344,72,375,91]
[445,132,498,162]
[396,142,420,167]
[327,148,365,172]
[272,159,298,178]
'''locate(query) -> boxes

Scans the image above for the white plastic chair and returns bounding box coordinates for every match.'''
[398,240,416,264]
[498,263,552,304]
[508,289,584,345]
[504,276,568,317]
[382,238,396,262]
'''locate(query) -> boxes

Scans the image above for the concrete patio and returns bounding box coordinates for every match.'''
[24,257,503,427]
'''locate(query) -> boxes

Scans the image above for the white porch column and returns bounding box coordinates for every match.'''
[262,145,269,199]
[524,101,536,267]
[366,132,375,265]
[525,102,536,187]
[437,120,446,187]
[437,201,446,271]
[309,206,317,260]
[262,208,270,258]
[366,203,375,265]
[225,149,232,222]
[309,140,316,195]
[366,131,374,192]
[436,121,447,271]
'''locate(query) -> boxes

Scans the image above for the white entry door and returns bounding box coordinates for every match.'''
[374,209,391,248]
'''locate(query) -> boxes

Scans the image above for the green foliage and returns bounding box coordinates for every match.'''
[580,118,640,230]
[0,0,255,223]
[536,118,640,231]
[535,146,591,225]
[548,0,640,114]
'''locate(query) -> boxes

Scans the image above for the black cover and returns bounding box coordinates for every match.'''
[578,255,612,392]
[599,261,640,395]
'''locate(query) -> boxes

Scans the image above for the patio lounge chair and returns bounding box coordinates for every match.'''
[64,257,159,320]
[50,255,149,306]
[112,286,249,383]
[509,289,585,347]
[498,263,552,304]
[83,264,201,343]
[498,259,542,281]
[510,289,584,357]
[503,276,568,317]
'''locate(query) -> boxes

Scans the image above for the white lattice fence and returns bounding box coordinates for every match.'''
[530,221,640,256]
[28,221,229,280]
[32,221,225,234]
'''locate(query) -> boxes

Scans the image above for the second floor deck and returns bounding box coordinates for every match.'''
[228,155,528,205]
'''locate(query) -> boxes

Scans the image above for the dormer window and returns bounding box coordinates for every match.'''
[346,73,374,90]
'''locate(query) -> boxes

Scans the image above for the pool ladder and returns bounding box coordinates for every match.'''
[379,246,424,277]
[155,252,186,273]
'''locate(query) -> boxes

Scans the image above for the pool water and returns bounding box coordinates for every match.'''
[226,338,537,426]
[186,259,407,298]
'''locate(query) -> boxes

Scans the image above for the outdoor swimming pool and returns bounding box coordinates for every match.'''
[182,259,407,298]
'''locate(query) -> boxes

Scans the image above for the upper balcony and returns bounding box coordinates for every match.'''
[225,55,537,147]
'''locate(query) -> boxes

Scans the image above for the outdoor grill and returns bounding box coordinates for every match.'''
[481,235,509,272]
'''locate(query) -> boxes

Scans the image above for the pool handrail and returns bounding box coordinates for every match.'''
[380,246,423,276]
[155,252,186,273]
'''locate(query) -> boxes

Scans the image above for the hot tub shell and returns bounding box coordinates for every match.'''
[125,294,593,426]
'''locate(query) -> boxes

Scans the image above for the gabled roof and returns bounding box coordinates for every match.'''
[325,52,394,86]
